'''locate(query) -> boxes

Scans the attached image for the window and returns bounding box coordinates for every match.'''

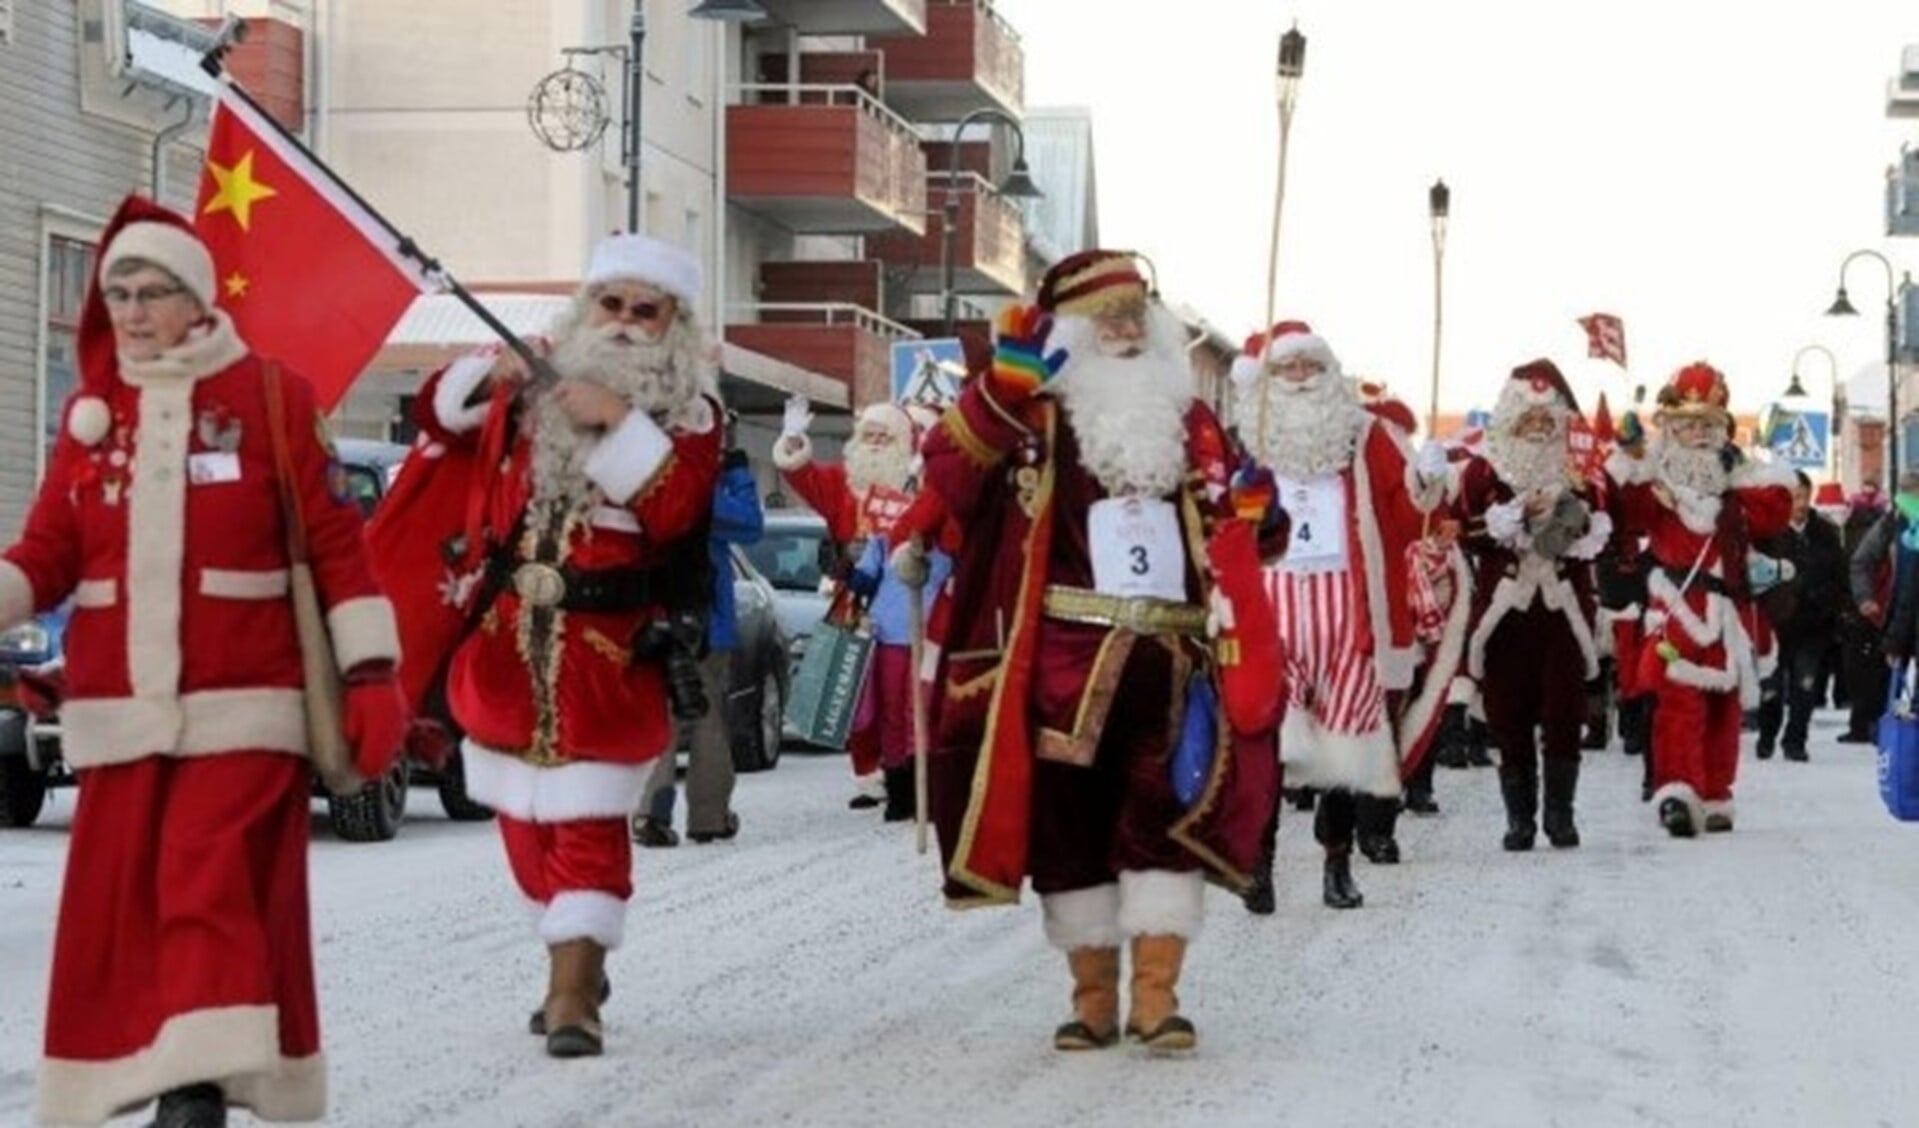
[42,236,96,475]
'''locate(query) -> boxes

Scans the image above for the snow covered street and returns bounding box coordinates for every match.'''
[4,712,1918,1128]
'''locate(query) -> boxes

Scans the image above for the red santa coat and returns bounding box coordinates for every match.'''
[775,444,913,544]
[411,357,721,821]
[1605,451,1794,708]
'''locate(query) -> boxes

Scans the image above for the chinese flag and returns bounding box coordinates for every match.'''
[1576,312,1628,369]
[193,87,430,409]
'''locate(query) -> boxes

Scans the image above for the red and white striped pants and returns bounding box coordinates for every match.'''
[1267,566,1386,737]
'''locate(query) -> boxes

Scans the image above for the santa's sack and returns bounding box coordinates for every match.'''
[785,609,875,751]
[1877,666,1919,822]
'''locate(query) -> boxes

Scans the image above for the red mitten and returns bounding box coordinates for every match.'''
[16,668,65,719]
[1207,520,1283,736]
[343,663,411,780]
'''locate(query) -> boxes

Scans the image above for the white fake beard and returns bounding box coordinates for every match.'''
[1486,428,1568,497]
[1049,307,1195,498]
[1653,434,1730,499]
[1233,372,1364,479]
[846,436,913,494]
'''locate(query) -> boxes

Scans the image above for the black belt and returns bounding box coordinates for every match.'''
[488,556,659,613]
[1660,565,1730,599]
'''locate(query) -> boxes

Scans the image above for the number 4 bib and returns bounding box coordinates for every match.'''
[1089,497,1187,601]
[1276,473,1349,573]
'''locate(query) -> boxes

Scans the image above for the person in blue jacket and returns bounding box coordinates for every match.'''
[844,530,951,820]
[635,417,766,846]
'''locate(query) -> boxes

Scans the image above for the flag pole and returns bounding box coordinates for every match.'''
[200,44,560,384]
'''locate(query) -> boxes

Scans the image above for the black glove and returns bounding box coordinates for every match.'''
[1718,444,1743,473]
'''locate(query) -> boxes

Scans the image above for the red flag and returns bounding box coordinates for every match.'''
[193,87,431,409]
[1591,391,1616,444]
[1577,312,1627,368]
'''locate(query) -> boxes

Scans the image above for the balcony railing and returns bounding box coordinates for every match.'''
[758,0,926,36]
[869,171,1024,296]
[870,0,1025,121]
[725,302,922,408]
[727,85,928,236]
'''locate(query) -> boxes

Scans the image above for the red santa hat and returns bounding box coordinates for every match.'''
[1655,361,1732,422]
[1229,320,1340,387]
[1496,358,1582,417]
[1355,378,1418,434]
[1036,250,1148,317]
[585,233,702,314]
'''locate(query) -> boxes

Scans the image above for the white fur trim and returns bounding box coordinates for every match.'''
[1398,548,1473,768]
[74,579,116,610]
[1229,353,1264,387]
[1605,449,1654,486]
[539,890,629,950]
[1041,883,1123,951]
[584,409,674,506]
[126,380,193,700]
[1484,499,1528,545]
[1352,422,1412,691]
[1651,781,1705,830]
[432,353,494,433]
[1646,569,1725,649]
[586,233,702,312]
[60,688,307,769]
[1446,675,1479,706]
[1669,488,1723,536]
[1116,869,1206,940]
[772,431,814,472]
[199,567,290,600]
[1566,509,1614,561]
[461,740,650,822]
[38,1006,324,1126]
[0,559,34,631]
[102,221,217,309]
[1280,706,1401,797]
[1702,798,1736,824]
[326,595,401,673]
[1731,458,1798,491]
[67,396,112,446]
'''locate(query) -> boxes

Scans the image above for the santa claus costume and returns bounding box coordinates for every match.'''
[399,233,721,1055]
[1605,363,1793,836]
[1452,360,1610,851]
[773,398,934,811]
[0,197,405,1126]
[1228,322,1463,911]
[920,251,1281,1052]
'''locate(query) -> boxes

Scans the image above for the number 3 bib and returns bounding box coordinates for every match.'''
[1089,497,1186,601]
[1275,473,1349,573]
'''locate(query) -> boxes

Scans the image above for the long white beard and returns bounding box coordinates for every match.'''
[1234,373,1365,479]
[1486,430,1568,497]
[1050,308,1194,498]
[846,440,913,494]
[1654,437,1729,499]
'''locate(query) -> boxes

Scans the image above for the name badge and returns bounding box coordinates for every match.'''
[1276,473,1349,573]
[187,452,242,485]
[1089,497,1186,600]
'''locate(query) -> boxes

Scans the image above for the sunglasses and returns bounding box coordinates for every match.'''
[102,284,188,308]
[595,293,671,321]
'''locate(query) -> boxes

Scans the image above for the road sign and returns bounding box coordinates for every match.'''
[1765,408,1829,470]
[890,338,967,406]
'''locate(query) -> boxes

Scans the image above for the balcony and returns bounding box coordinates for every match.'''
[868,172,1026,297]
[757,0,926,36]
[726,303,921,409]
[727,85,928,236]
[869,0,1024,121]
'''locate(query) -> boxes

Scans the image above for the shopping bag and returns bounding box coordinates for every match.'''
[785,618,876,750]
[1876,666,1919,822]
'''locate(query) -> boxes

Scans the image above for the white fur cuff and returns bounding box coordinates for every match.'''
[1566,509,1615,561]
[584,410,673,506]
[1731,458,1799,491]
[461,741,650,821]
[1041,884,1123,951]
[772,432,813,472]
[433,353,494,433]
[1605,449,1654,486]
[1116,869,1205,940]
[1484,499,1527,544]
[1652,781,1705,829]
[539,890,628,949]
[0,559,34,633]
[327,596,401,673]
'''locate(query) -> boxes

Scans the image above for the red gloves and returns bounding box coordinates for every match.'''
[1208,520,1283,737]
[343,663,410,780]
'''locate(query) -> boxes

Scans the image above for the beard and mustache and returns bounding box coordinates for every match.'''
[1048,306,1196,498]
[1231,369,1365,480]
[1653,433,1731,499]
[845,434,914,494]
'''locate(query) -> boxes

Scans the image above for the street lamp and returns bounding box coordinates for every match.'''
[1785,343,1839,479]
[940,109,1043,335]
[1426,178,1450,438]
[1825,249,1901,474]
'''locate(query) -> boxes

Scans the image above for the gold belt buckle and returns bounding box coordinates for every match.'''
[1114,597,1151,632]
[514,562,567,608]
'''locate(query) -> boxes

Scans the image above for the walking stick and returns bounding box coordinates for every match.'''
[906,552,931,856]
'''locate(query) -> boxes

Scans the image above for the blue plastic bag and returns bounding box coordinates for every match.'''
[1170,675,1218,809]
[1877,667,1919,822]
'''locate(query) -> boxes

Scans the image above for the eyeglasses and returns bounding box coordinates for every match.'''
[102,284,188,308]
[595,293,671,322]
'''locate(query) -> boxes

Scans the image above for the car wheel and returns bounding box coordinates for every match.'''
[436,747,496,822]
[327,759,409,842]
[0,751,49,829]
[734,670,784,773]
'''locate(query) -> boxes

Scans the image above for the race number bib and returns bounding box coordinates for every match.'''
[1276,474,1349,573]
[1089,497,1186,600]
[860,486,912,538]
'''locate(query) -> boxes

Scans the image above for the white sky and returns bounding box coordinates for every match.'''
[995,0,1919,420]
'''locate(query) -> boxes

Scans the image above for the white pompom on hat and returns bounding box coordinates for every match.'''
[99,221,216,311]
[66,396,113,446]
[585,233,702,314]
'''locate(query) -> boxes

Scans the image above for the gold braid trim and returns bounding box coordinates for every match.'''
[944,407,1001,469]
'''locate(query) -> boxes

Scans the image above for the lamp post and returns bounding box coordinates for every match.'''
[1784,343,1839,479]
[1260,23,1307,340]
[1825,249,1902,475]
[939,109,1042,336]
[1426,178,1450,438]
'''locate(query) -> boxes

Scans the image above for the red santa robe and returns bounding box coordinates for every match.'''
[0,200,398,1126]
[1264,416,1467,797]
[409,353,720,949]
[1605,450,1794,824]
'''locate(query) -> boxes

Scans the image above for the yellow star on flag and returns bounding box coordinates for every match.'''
[224,272,250,299]
[201,150,278,232]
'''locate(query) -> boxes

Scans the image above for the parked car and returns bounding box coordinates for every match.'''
[0,605,69,828]
[712,547,791,773]
[741,509,837,672]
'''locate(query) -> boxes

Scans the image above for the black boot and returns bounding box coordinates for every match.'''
[1466,719,1495,767]
[1499,761,1538,851]
[1619,697,1650,757]
[1403,752,1440,815]
[1659,796,1698,838]
[148,1084,225,1128]
[1435,704,1471,769]
[1322,851,1363,909]
[1241,841,1277,916]
[882,766,916,822]
[1355,795,1402,864]
[1541,757,1581,848]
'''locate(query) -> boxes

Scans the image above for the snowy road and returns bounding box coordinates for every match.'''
[4,711,1918,1128]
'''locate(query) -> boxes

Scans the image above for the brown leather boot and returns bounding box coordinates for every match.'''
[543,939,607,1058]
[1053,947,1121,1050]
[1125,934,1196,1051]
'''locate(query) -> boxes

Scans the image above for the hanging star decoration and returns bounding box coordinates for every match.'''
[201,151,278,231]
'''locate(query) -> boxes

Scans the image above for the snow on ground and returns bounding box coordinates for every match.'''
[4,711,1919,1128]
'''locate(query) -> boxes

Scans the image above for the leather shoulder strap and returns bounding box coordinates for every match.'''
[261,361,312,565]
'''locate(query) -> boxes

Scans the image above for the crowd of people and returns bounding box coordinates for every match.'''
[0,200,1905,1127]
